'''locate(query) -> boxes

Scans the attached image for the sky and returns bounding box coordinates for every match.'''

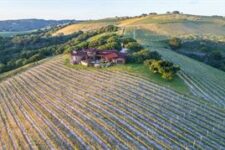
[0,0,225,20]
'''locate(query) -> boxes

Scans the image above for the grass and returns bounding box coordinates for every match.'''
[120,15,225,39]
[128,28,225,82]
[53,22,108,36]
[87,32,115,42]
[64,55,189,95]
[53,14,225,39]
[106,64,189,94]
[124,27,169,48]
[53,14,225,41]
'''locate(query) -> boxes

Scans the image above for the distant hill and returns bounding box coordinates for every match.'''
[0,14,225,149]
[119,14,225,40]
[54,14,225,41]
[0,19,79,32]
[53,19,117,36]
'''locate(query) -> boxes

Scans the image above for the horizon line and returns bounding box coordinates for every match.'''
[0,12,224,21]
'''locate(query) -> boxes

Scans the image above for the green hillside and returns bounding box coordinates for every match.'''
[54,14,225,70]
[0,13,225,149]
[119,14,225,40]
[124,27,225,107]
[55,14,225,41]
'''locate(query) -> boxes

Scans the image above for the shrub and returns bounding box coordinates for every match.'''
[131,49,161,63]
[125,42,143,53]
[169,37,182,50]
[98,42,122,51]
[206,51,224,68]
[15,59,26,67]
[89,39,105,48]
[144,59,180,80]
[28,53,43,63]
[122,38,137,45]
[98,25,119,33]
[77,42,89,49]
[0,63,5,73]
[172,11,181,14]
[107,36,120,43]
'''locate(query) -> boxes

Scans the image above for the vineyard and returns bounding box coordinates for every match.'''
[0,56,225,149]
[125,28,225,108]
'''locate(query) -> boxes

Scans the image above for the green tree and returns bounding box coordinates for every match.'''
[122,38,136,45]
[98,42,122,50]
[207,51,224,68]
[98,25,119,33]
[28,54,42,63]
[0,63,5,73]
[77,41,89,49]
[125,42,143,53]
[107,36,120,43]
[15,59,26,67]
[144,59,180,80]
[89,38,105,48]
[131,49,161,63]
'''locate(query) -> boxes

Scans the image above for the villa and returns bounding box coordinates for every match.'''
[71,49,126,67]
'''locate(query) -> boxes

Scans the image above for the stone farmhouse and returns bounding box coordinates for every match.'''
[71,49,126,67]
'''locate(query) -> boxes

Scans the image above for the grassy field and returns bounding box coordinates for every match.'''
[53,22,108,36]
[54,14,225,41]
[0,56,224,149]
[119,14,225,40]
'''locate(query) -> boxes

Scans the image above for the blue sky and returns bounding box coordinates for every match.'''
[0,0,225,20]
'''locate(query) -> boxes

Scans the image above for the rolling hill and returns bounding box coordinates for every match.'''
[53,22,107,36]
[0,56,225,149]
[54,14,225,41]
[119,14,225,38]
[53,18,117,36]
[0,14,225,149]
[124,28,225,107]
[0,19,78,37]
[53,14,225,71]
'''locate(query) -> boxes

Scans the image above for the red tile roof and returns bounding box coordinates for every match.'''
[103,53,119,60]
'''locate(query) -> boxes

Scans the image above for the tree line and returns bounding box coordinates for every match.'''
[0,25,118,73]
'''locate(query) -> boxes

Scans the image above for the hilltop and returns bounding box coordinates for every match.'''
[54,14,225,40]
[51,13,225,106]
[119,14,225,38]
[0,55,225,149]
[0,13,225,149]
[0,19,78,32]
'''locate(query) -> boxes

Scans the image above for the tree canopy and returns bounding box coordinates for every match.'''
[144,59,180,80]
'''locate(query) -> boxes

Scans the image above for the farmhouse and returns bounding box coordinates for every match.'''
[71,51,87,64]
[97,50,126,64]
[71,49,126,67]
